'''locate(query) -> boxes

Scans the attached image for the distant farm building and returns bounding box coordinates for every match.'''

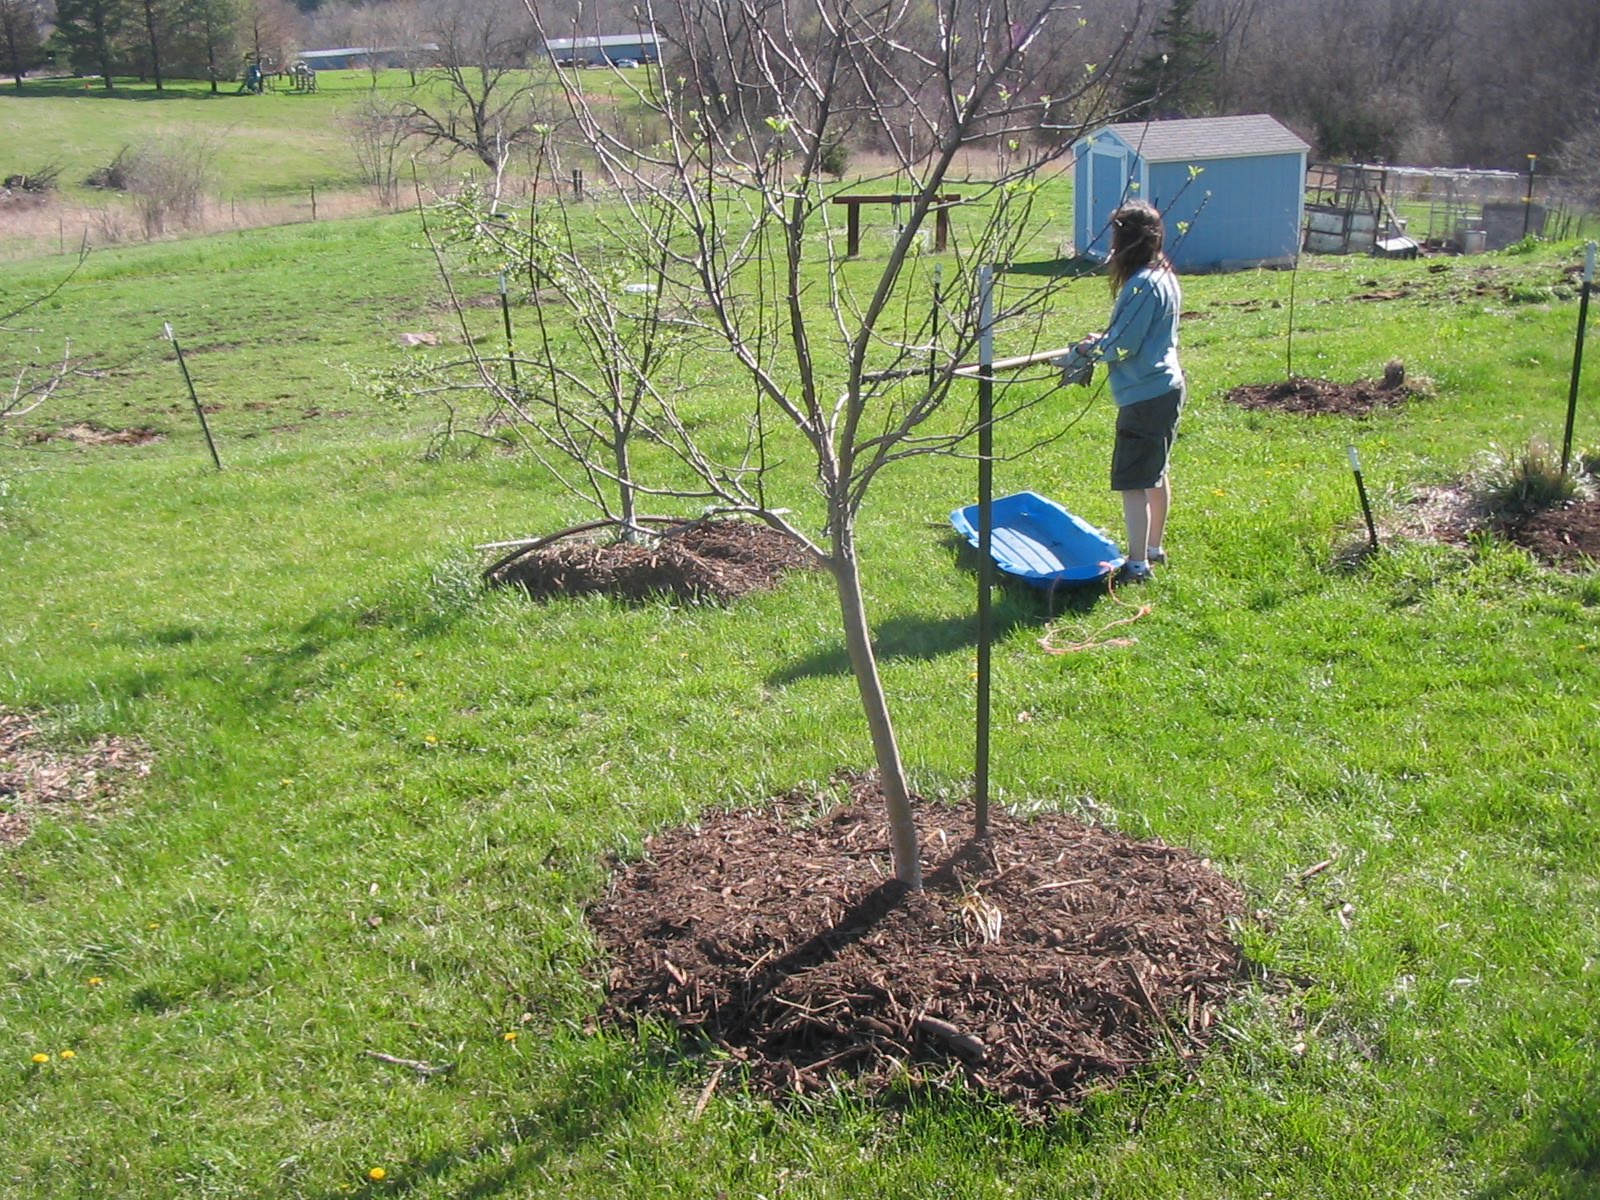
[297,46,435,71]
[542,33,661,66]
[1073,114,1310,272]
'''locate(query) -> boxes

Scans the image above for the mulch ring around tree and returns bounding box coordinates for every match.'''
[1381,484,1600,570]
[0,709,152,848]
[487,519,819,604]
[589,781,1246,1115]
[1495,495,1600,565]
[1227,373,1422,416]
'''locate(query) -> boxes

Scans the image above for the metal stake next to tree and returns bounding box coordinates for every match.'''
[498,272,519,392]
[1348,445,1378,552]
[1523,155,1537,238]
[974,266,995,838]
[1562,241,1594,478]
[164,322,222,471]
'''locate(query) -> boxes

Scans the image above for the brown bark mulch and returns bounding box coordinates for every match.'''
[488,519,819,604]
[588,780,1246,1115]
[1493,495,1600,567]
[1384,485,1600,570]
[0,709,152,848]
[1226,374,1422,416]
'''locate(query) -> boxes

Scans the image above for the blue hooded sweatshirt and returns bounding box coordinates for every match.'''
[1094,265,1183,407]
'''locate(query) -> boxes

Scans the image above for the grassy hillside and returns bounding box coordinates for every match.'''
[1,202,1598,1198]
[0,72,414,199]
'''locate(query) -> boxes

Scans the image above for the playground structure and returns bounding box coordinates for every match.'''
[237,60,265,94]
[235,57,316,95]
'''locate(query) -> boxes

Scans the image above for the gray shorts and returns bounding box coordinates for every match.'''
[1111,388,1183,491]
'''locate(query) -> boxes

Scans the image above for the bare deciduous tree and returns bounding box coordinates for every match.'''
[342,97,415,208]
[497,0,1131,887]
[239,0,299,72]
[2,252,88,425]
[395,0,543,200]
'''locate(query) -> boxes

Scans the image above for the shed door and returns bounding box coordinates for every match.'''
[1087,146,1133,258]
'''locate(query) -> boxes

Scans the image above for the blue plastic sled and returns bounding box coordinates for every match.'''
[950,491,1124,587]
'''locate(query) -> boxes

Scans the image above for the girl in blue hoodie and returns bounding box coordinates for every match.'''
[1076,201,1184,582]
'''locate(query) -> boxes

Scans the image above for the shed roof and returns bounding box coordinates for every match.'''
[1087,115,1309,162]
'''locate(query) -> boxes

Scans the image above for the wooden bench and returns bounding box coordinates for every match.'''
[830,193,962,257]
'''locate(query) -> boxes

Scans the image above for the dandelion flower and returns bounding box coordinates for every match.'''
[368,1167,387,1181]
[502,1031,518,1042]
[31,1053,49,1064]
[87,977,104,987]
[59,1050,76,1060]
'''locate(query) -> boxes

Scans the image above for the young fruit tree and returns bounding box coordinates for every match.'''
[494,0,1135,887]
[2,252,87,425]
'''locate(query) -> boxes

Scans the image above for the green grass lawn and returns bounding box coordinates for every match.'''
[0,71,408,200]
[1,202,1598,1198]
[0,68,661,206]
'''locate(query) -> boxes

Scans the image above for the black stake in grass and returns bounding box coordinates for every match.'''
[1561,241,1594,478]
[1348,445,1378,552]
[164,322,222,470]
[498,272,519,392]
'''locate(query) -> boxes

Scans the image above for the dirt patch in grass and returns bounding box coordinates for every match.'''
[488,520,819,604]
[1377,484,1600,569]
[0,709,152,848]
[1494,496,1600,566]
[28,422,164,447]
[589,781,1245,1115]
[1227,374,1422,417]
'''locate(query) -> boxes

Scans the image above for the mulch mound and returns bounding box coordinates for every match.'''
[589,781,1246,1115]
[0,709,152,848]
[1494,495,1600,567]
[489,520,819,603]
[1227,375,1420,416]
[1389,485,1600,569]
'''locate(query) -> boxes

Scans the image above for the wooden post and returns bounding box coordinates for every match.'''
[310,185,317,221]
[846,203,861,257]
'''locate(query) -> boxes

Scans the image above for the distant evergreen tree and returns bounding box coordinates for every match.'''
[55,0,126,89]
[0,0,46,89]
[175,0,238,92]
[1120,0,1218,119]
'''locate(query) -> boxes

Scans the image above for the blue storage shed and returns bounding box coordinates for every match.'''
[1072,114,1309,272]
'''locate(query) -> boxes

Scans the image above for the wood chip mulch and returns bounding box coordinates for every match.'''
[1227,375,1421,416]
[0,709,152,847]
[588,780,1246,1115]
[489,519,819,604]
[1493,494,1600,567]
[1379,485,1600,569]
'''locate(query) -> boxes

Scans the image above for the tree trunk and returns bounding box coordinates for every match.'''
[142,0,163,90]
[613,432,638,541]
[829,512,922,889]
